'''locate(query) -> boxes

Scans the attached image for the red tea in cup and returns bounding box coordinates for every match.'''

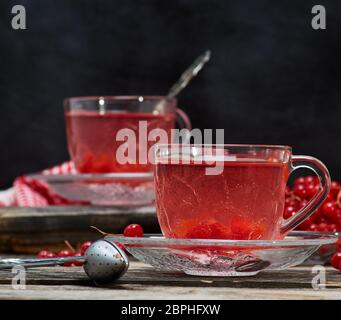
[65,111,175,173]
[64,96,190,173]
[154,145,330,240]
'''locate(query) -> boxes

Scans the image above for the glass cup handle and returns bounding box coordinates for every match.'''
[174,108,192,143]
[280,155,331,234]
[175,108,192,131]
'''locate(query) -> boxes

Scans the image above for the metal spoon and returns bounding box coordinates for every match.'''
[167,50,211,98]
[0,240,129,285]
[154,50,211,113]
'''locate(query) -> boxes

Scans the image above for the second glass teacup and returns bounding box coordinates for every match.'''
[154,144,331,240]
[64,96,191,173]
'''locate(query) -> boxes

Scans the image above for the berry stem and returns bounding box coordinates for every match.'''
[90,225,111,236]
[64,240,76,253]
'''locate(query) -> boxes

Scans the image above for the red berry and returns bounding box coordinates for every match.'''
[322,202,336,219]
[325,193,334,202]
[304,176,315,186]
[229,219,257,240]
[293,184,307,199]
[331,181,341,198]
[56,250,74,266]
[284,206,296,219]
[186,221,231,239]
[285,187,291,196]
[70,253,83,267]
[57,250,73,257]
[123,224,144,237]
[331,252,341,270]
[294,177,305,186]
[335,207,341,219]
[80,241,92,255]
[327,224,338,233]
[305,184,317,199]
[309,224,318,232]
[314,184,321,192]
[285,198,298,208]
[297,199,308,210]
[317,222,329,232]
[186,223,212,239]
[37,250,55,258]
[285,197,291,205]
[313,177,320,185]
[331,181,341,188]
[46,252,57,258]
[61,252,83,267]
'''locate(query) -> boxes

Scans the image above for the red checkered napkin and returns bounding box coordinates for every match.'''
[0,161,87,207]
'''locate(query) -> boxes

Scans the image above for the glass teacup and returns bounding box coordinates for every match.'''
[154,144,330,240]
[64,96,191,173]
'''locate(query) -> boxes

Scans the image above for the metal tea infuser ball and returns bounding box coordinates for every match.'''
[0,240,129,284]
[83,240,129,284]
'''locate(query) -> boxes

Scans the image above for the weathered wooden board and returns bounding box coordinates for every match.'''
[0,260,340,300]
[0,206,158,253]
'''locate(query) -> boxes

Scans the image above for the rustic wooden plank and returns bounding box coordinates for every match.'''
[0,206,157,232]
[0,260,341,300]
[1,262,340,289]
[1,284,341,300]
[0,206,158,253]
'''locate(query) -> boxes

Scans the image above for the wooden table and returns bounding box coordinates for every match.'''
[0,206,158,253]
[1,259,341,300]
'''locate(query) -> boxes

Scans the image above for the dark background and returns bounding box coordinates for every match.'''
[0,0,340,188]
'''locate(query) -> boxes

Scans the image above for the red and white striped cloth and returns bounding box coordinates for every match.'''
[0,161,87,207]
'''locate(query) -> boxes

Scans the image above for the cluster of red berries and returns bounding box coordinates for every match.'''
[285,176,341,271]
[284,176,341,232]
[36,224,144,267]
[37,241,92,267]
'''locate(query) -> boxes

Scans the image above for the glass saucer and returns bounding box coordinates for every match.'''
[28,172,154,206]
[106,231,337,276]
[303,231,340,265]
